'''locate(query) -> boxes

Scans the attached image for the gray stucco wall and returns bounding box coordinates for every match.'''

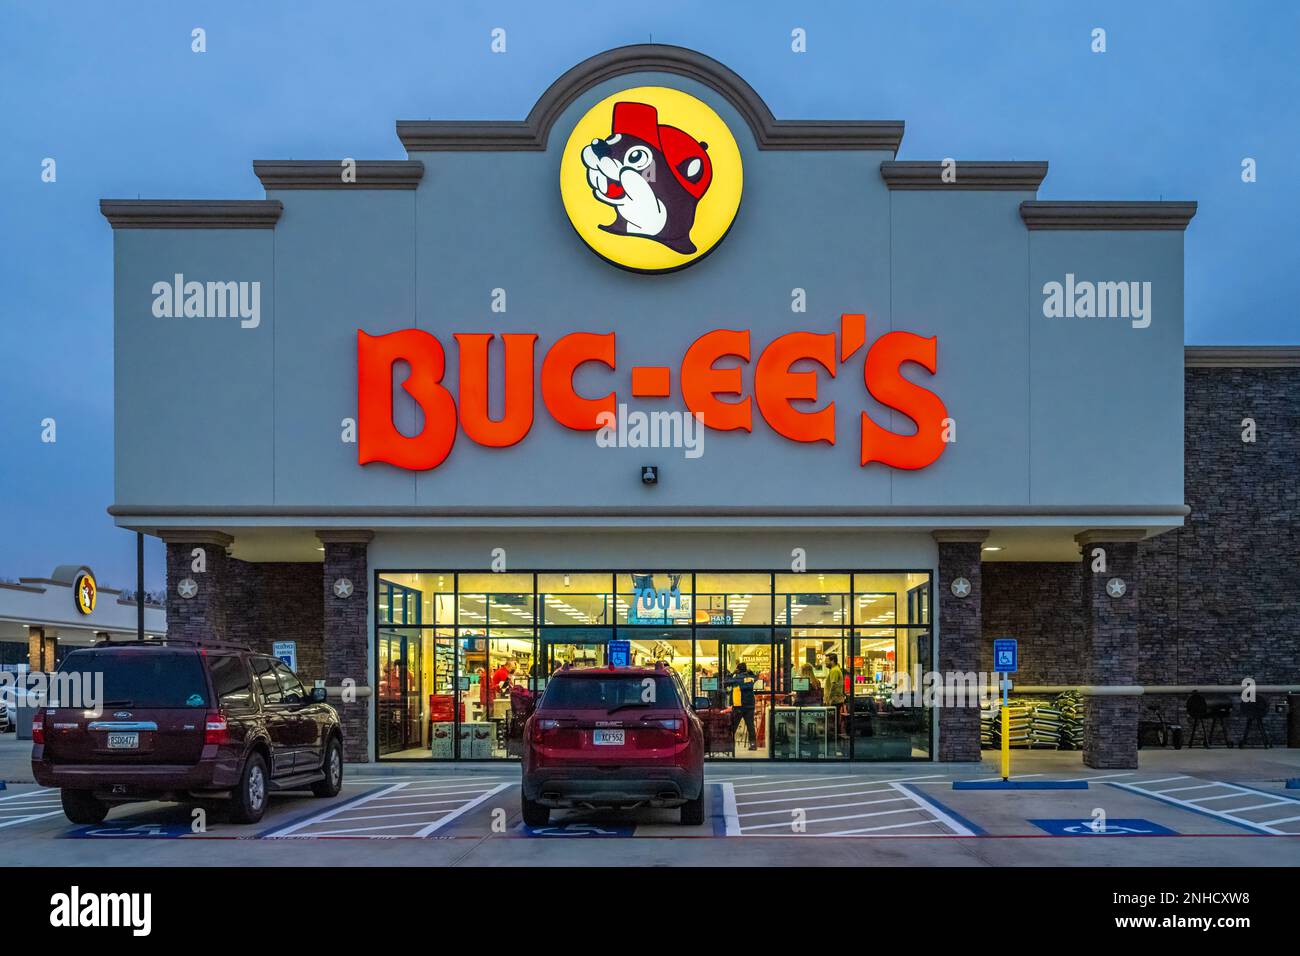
[109,67,1187,519]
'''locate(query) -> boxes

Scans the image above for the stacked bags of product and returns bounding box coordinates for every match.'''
[1055,691,1086,750]
[1026,701,1064,748]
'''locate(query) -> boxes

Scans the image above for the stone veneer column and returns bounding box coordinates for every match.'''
[318,530,373,764]
[932,530,988,762]
[1075,530,1144,769]
[158,530,234,644]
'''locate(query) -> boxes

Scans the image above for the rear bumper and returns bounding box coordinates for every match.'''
[523,765,703,809]
[31,751,237,798]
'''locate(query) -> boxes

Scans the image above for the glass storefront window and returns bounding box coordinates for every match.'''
[617,572,694,626]
[538,572,613,626]
[774,573,851,626]
[852,627,932,760]
[694,572,772,626]
[373,569,932,762]
[854,572,931,625]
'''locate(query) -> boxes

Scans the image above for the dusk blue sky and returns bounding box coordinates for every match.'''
[2,1,1296,591]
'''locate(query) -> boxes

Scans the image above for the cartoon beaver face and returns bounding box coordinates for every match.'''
[579,101,712,256]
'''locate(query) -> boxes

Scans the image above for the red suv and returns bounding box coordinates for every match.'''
[521,663,705,827]
[31,639,344,825]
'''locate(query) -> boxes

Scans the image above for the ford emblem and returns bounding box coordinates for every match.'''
[113,711,131,718]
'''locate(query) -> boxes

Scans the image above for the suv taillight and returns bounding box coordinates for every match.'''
[31,708,45,745]
[204,711,228,745]
[531,718,561,744]
[650,717,687,741]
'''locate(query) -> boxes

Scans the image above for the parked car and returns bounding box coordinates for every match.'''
[521,663,705,827]
[31,639,343,825]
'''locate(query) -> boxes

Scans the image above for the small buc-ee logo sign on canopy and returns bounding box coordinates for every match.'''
[74,571,97,615]
[561,86,743,273]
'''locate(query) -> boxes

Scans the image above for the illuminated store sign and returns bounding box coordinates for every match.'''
[560,87,743,273]
[356,312,949,473]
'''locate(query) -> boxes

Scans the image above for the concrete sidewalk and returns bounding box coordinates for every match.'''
[6,734,1295,786]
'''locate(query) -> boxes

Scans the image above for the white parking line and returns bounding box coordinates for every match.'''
[888,782,977,836]
[1261,814,1300,826]
[743,806,924,831]
[1060,772,1134,783]
[739,797,911,818]
[414,782,511,837]
[1110,779,1297,835]
[721,782,740,836]
[736,787,894,808]
[823,819,936,836]
[0,788,64,829]
[264,779,512,838]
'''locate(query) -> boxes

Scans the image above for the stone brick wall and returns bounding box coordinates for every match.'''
[982,365,1299,748]
[226,561,325,686]
[322,539,371,763]
[164,536,232,643]
[981,562,1085,683]
[935,536,984,761]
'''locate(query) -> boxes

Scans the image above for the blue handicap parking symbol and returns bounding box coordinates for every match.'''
[993,638,1018,673]
[65,823,194,839]
[1030,818,1177,837]
[522,822,635,838]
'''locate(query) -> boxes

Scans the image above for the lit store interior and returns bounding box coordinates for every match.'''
[375,571,932,762]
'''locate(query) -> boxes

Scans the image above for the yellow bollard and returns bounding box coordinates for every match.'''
[1001,704,1011,781]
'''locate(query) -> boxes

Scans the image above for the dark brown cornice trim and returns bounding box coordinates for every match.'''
[1185,346,1300,367]
[110,504,1191,519]
[315,529,376,545]
[881,162,1047,191]
[1020,201,1197,231]
[100,200,283,230]
[155,529,235,547]
[253,160,425,190]
[397,44,904,153]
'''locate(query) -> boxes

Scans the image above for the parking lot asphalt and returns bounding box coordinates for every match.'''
[2,743,1298,866]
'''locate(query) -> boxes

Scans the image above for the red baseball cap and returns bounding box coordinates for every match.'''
[611,101,712,200]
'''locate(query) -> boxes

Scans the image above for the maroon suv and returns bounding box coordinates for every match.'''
[32,639,343,825]
[521,663,705,827]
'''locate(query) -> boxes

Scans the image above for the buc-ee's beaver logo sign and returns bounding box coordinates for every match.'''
[74,571,97,615]
[561,87,743,273]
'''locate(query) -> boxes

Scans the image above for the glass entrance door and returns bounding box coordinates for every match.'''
[377,628,424,757]
[774,631,848,759]
[717,631,771,758]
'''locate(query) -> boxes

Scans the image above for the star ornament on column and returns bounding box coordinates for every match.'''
[950,577,972,598]
[1106,577,1128,598]
[333,577,354,599]
[177,578,198,600]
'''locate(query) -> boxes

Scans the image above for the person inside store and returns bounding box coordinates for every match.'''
[726,662,759,751]
[824,653,846,735]
[795,663,822,706]
[492,659,518,695]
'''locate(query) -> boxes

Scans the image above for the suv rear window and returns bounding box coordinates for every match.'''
[58,650,210,709]
[540,674,681,711]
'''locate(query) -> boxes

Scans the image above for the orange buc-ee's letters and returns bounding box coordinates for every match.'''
[860,330,948,470]
[357,329,457,470]
[754,331,837,444]
[455,332,537,447]
[540,332,617,430]
[680,329,752,432]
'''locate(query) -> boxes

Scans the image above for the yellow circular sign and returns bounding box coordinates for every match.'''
[74,572,97,615]
[560,86,743,273]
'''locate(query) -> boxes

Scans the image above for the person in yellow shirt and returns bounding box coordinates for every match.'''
[823,653,845,708]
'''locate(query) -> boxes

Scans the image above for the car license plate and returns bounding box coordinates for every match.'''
[107,733,139,749]
[592,729,625,746]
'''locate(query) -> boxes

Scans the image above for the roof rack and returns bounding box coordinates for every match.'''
[93,636,252,651]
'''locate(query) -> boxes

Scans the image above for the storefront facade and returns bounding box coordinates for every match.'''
[103,46,1296,767]
[0,565,165,673]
